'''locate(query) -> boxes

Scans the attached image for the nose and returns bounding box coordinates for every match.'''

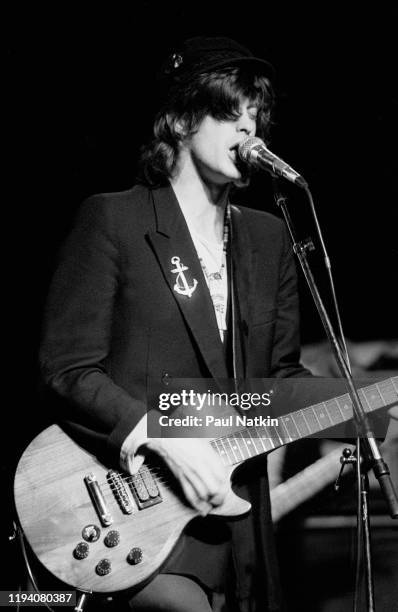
[236,112,256,136]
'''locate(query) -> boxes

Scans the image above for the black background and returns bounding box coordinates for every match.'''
[4,3,398,606]
[5,1,397,456]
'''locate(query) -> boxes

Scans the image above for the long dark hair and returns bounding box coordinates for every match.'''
[138,67,275,186]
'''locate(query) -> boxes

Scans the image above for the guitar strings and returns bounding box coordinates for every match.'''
[97,428,284,496]
[98,431,265,492]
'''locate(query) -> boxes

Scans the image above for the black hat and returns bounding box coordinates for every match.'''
[159,36,274,87]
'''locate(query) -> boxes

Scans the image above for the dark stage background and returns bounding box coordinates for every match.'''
[4,4,398,610]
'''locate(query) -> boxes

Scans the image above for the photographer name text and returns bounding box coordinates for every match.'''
[158,414,279,428]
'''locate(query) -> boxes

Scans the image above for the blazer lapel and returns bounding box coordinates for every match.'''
[147,184,229,380]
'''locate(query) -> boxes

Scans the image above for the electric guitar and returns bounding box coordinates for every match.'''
[14,377,397,594]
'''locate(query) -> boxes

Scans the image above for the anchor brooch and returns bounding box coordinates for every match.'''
[171,256,198,298]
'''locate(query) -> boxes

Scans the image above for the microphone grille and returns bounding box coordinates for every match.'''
[238,136,264,161]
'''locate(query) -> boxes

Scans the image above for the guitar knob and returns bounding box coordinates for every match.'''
[73,542,89,560]
[95,559,112,576]
[82,524,101,542]
[104,530,120,548]
[127,547,143,565]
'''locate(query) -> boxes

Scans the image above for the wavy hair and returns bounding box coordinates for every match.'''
[138,67,275,186]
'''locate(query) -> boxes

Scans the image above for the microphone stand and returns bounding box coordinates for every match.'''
[272,179,398,612]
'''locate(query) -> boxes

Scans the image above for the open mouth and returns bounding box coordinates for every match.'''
[229,144,252,182]
[230,145,246,171]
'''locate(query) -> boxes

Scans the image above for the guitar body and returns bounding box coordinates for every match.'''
[14,376,396,593]
[14,425,250,594]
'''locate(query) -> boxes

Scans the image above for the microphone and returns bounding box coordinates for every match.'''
[238,137,307,188]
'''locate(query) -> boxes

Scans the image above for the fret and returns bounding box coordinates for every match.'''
[292,410,312,437]
[312,405,323,429]
[391,376,398,395]
[255,427,274,452]
[377,379,396,405]
[358,389,371,412]
[366,383,386,406]
[265,424,283,447]
[258,427,276,451]
[220,437,234,465]
[237,432,252,460]
[280,414,300,440]
[313,402,333,428]
[244,429,258,457]
[246,428,263,455]
[358,387,371,413]
[336,394,353,420]
[301,406,323,433]
[212,439,229,466]
[360,384,384,413]
[231,435,246,461]
[278,418,293,443]
[238,431,255,458]
[225,437,238,465]
[210,438,220,457]
[254,427,268,452]
[225,435,240,463]
[324,398,344,425]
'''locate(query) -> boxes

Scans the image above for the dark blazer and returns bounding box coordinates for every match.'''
[40,182,310,611]
[40,183,309,454]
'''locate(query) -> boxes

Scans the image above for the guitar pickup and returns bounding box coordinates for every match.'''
[84,473,113,526]
[128,465,162,510]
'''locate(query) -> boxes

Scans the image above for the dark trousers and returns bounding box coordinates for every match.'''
[127,574,214,612]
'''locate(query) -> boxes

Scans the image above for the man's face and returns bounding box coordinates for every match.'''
[183,98,258,187]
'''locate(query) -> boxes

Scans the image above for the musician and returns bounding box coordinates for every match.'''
[39,37,397,611]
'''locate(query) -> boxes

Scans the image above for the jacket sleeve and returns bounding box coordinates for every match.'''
[39,195,146,465]
[270,224,312,379]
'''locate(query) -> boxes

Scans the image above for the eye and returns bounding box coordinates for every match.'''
[248,107,259,121]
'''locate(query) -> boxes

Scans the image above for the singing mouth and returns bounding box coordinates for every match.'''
[229,145,246,171]
[229,144,251,182]
[229,144,242,163]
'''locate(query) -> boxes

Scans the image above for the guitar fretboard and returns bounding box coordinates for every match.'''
[210,377,398,467]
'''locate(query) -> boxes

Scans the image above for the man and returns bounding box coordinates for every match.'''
[39,37,397,611]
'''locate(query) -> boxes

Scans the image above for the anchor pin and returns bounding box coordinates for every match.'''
[171,256,198,298]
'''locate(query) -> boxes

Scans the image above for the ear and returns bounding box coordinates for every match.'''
[166,113,188,139]
[175,118,188,138]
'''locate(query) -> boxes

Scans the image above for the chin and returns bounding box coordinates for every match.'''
[232,166,251,189]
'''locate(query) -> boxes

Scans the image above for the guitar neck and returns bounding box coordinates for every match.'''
[210,376,398,467]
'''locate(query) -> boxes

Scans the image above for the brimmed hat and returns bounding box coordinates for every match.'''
[158,36,274,87]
